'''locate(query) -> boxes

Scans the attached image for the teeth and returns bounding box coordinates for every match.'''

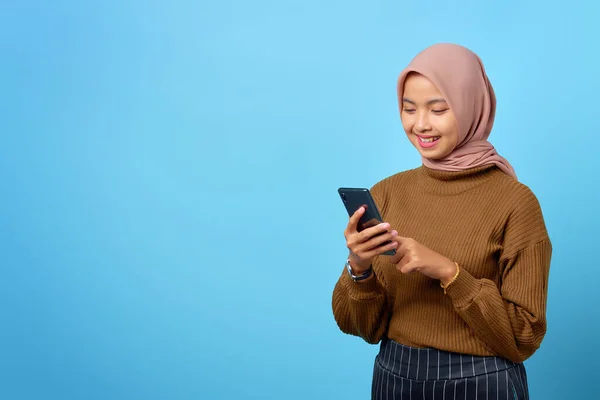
[420,137,439,143]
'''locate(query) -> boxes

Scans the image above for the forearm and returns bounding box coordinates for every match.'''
[446,242,551,362]
[447,273,543,361]
[331,269,390,344]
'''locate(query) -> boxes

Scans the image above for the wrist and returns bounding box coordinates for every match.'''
[440,261,460,295]
[347,255,371,274]
[345,259,373,282]
[351,264,370,275]
[439,259,459,286]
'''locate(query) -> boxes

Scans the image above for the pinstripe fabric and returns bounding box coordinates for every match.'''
[372,338,529,400]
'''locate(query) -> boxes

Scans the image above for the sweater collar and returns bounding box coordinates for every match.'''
[418,164,500,195]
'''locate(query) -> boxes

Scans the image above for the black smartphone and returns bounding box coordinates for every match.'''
[338,187,396,256]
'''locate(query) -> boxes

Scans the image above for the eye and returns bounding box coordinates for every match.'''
[403,108,416,114]
[432,109,449,114]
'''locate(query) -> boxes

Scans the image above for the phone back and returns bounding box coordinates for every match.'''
[338,187,395,256]
[337,187,383,232]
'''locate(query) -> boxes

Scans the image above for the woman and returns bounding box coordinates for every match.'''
[332,43,552,400]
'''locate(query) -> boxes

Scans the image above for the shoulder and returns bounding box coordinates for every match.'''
[490,171,544,216]
[488,171,551,255]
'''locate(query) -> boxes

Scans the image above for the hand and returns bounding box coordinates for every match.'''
[344,206,399,273]
[390,237,457,284]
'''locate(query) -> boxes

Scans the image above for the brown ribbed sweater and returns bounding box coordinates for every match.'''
[332,164,552,363]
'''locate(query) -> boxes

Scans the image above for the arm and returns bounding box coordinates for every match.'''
[331,182,393,344]
[331,262,391,344]
[447,240,551,362]
[446,189,552,362]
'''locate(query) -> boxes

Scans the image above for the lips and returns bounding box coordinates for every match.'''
[416,135,440,148]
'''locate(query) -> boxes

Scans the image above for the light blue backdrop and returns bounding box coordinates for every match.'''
[1,1,598,399]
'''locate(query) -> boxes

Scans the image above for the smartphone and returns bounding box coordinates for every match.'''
[338,187,396,256]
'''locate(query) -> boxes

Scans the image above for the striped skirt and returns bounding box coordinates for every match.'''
[372,337,529,400]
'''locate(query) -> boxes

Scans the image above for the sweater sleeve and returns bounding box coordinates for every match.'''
[331,182,392,344]
[331,263,391,344]
[445,187,552,362]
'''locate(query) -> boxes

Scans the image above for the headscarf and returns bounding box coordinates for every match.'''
[396,43,517,179]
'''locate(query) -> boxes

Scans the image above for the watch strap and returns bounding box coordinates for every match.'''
[345,259,373,282]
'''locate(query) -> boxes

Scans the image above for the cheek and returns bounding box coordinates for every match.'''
[438,119,459,144]
[401,116,413,134]
[448,127,459,147]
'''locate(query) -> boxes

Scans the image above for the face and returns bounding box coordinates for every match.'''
[401,73,459,160]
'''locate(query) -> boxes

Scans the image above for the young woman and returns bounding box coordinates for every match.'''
[332,43,552,400]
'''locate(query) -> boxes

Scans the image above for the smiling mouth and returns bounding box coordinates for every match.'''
[417,136,440,143]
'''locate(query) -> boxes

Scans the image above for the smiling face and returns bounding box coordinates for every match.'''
[400,73,459,160]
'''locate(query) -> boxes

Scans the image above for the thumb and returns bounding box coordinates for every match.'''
[348,206,365,231]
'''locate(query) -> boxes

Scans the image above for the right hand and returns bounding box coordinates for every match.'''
[344,206,398,273]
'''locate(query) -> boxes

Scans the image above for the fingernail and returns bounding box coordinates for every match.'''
[391,230,398,236]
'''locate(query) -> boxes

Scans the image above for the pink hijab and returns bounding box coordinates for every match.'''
[397,43,517,179]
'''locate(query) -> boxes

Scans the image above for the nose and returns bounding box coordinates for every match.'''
[414,111,432,133]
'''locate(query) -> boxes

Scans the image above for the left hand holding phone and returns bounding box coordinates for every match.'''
[344,206,399,273]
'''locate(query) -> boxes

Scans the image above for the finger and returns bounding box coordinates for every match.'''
[390,250,402,265]
[394,236,413,248]
[400,261,419,274]
[390,248,407,265]
[355,230,398,253]
[357,222,392,243]
[347,222,391,249]
[362,240,399,259]
[347,229,393,255]
[345,206,365,235]
[391,236,414,259]
[389,237,407,264]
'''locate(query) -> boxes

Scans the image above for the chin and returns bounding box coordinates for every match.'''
[410,142,446,160]
[417,152,441,160]
[422,150,450,160]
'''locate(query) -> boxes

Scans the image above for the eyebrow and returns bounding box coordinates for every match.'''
[402,98,448,105]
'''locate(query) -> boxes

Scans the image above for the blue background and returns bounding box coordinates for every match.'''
[1,1,598,399]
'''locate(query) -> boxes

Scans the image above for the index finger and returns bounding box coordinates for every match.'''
[390,237,411,263]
